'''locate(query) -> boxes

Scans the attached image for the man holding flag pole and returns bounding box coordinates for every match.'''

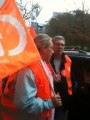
[0,0,62,120]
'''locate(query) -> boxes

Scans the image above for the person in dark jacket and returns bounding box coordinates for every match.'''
[50,36,73,120]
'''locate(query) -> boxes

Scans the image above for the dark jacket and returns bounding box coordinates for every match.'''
[50,53,72,110]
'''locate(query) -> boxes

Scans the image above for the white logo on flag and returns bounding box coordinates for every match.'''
[0,15,26,56]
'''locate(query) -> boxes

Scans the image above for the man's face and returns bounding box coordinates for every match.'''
[53,39,65,55]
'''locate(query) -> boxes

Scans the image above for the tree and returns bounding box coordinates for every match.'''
[45,9,90,51]
[16,0,42,28]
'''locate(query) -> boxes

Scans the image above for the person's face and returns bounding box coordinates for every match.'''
[53,39,65,56]
[41,40,54,62]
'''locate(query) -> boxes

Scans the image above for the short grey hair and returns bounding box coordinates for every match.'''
[52,35,65,43]
[34,33,52,50]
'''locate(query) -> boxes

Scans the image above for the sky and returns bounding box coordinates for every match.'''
[32,0,90,23]
[16,0,90,24]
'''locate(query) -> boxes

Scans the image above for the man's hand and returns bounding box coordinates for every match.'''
[52,92,62,107]
[54,74,61,82]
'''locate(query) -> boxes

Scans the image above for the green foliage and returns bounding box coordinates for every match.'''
[45,10,90,51]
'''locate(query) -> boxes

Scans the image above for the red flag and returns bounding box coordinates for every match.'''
[29,25,36,38]
[0,0,41,80]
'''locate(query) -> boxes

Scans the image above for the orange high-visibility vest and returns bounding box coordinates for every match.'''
[30,61,52,117]
[1,61,52,120]
[64,55,72,95]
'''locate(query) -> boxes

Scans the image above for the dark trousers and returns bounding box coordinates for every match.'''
[54,106,68,120]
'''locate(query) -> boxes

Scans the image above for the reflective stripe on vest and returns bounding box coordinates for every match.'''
[65,55,72,95]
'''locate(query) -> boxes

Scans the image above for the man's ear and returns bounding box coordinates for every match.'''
[39,46,45,53]
[42,47,47,53]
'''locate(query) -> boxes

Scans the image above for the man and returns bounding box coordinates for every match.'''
[50,36,73,120]
[1,34,62,120]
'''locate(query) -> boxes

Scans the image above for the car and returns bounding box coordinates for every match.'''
[64,50,90,120]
